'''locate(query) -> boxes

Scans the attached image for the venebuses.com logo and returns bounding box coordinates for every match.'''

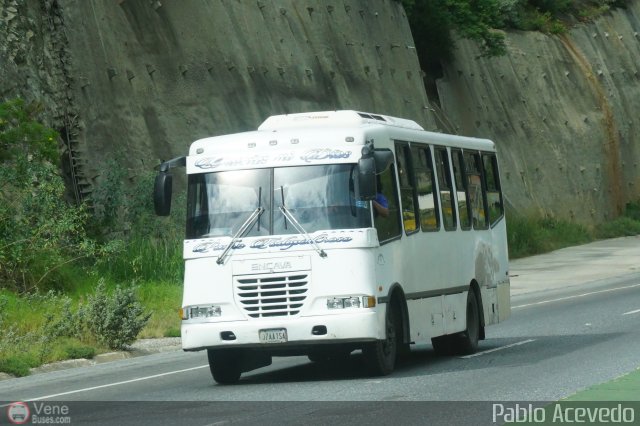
[6,401,71,424]
[6,402,30,424]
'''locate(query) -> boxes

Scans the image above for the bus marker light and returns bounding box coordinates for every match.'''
[363,296,376,308]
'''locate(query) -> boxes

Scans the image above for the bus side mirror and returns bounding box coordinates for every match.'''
[373,150,394,174]
[154,172,173,216]
[358,157,376,200]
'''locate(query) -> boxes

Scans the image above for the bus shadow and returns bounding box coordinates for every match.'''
[233,333,624,385]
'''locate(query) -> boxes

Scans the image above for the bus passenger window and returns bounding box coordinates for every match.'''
[395,143,418,234]
[464,152,488,229]
[452,149,471,230]
[482,153,504,226]
[412,146,439,231]
[435,148,456,231]
[374,165,402,243]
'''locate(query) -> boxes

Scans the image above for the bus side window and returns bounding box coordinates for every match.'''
[482,153,504,226]
[435,147,456,231]
[395,142,418,234]
[412,145,439,231]
[451,149,471,230]
[464,151,489,230]
[374,165,402,243]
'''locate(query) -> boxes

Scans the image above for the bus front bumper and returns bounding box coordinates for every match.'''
[181,310,382,351]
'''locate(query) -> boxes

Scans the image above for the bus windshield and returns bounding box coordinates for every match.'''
[186,164,371,239]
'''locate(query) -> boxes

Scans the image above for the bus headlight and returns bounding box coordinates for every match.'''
[343,297,361,308]
[326,296,375,309]
[181,305,222,319]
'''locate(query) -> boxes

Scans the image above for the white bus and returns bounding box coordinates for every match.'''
[154,110,510,384]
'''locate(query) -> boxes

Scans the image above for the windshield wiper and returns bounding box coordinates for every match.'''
[216,205,264,265]
[279,204,327,258]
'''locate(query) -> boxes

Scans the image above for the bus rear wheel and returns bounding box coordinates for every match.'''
[431,290,480,356]
[451,289,480,355]
[363,304,399,375]
[207,349,242,385]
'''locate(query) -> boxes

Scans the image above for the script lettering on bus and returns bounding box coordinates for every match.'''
[250,234,353,250]
[300,149,352,163]
[272,152,295,162]
[194,155,269,170]
[192,240,246,253]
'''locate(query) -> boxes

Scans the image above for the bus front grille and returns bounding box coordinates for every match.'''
[235,273,309,318]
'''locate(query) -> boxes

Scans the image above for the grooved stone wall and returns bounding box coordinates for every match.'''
[1,0,434,201]
[437,2,640,223]
[3,0,640,225]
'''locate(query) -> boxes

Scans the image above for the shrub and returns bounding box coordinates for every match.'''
[624,201,640,221]
[82,280,151,350]
[0,356,33,377]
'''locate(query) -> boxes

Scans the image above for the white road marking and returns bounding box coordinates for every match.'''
[622,308,640,316]
[19,364,209,402]
[512,283,640,309]
[460,339,536,359]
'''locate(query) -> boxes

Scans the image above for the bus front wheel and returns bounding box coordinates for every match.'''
[207,349,242,385]
[363,304,399,375]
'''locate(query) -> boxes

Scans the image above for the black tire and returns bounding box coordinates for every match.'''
[431,334,454,356]
[451,289,480,355]
[207,349,241,385]
[363,303,398,375]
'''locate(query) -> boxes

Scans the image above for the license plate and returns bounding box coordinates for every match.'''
[259,328,287,343]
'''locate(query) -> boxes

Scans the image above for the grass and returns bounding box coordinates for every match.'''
[135,281,182,338]
[0,356,34,377]
[507,214,592,259]
[507,201,640,258]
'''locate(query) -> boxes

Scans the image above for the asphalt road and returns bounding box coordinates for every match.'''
[1,271,639,425]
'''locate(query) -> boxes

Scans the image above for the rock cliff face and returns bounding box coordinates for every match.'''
[1,0,433,202]
[1,0,639,224]
[437,2,640,223]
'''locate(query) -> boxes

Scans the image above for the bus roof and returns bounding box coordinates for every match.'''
[188,110,495,157]
[258,110,424,131]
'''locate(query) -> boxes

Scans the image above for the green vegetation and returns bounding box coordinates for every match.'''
[397,0,630,81]
[0,98,183,376]
[81,280,152,350]
[507,201,640,258]
[507,214,592,258]
[0,99,92,294]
